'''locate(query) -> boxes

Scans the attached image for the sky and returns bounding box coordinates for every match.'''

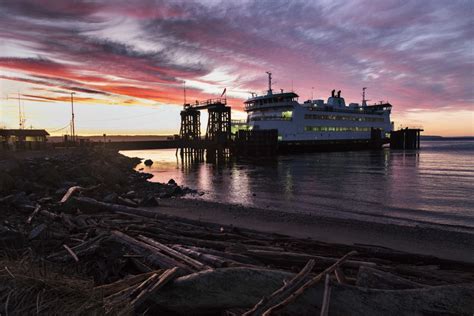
[0,0,473,136]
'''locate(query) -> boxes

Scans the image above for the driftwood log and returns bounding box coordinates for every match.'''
[60,186,84,203]
[149,267,474,315]
[245,249,376,269]
[243,260,315,316]
[110,231,193,273]
[357,266,426,290]
[260,250,358,315]
[71,197,162,219]
[137,235,212,271]
[171,245,234,268]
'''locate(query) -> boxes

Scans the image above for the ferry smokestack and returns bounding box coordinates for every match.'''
[331,89,335,97]
[337,90,341,98]
[362,87,368,107]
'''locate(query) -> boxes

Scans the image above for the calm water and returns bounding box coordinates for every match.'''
[122,140,474,229]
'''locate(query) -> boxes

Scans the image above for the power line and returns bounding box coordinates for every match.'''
[77,112,159,123]
[48,123,70,133]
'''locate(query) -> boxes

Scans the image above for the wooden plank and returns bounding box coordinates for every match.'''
[138,235,212,271]
[111,231,192,273]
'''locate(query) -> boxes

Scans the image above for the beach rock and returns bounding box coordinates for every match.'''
[118,196,138,207]
[168,179,177,185]
[173,186,183,195]
[0,227,25,249]
[55,188,68,197]
[13,178,26,191]
[38,196,53,204]
[1,159,20,174]
[28,223,47,240]
[141,196,159,207]
[144,159,153,166]
[11,192,33,208]
[0,195,15,205]
[158,192,172,199]
[183,187,197,195]
[77,176,96,186]
[62,181,78,188]
[125,190,136,197]
[103,192,118,203]
[0,171,15,192]
[142,173,154,180]
[37,165,62,186]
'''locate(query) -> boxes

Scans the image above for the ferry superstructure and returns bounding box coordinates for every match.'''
[243,73,393,150]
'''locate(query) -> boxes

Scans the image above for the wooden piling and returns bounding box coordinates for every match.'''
[390,128,423,149]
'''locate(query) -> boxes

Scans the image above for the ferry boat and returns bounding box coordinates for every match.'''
[243,73,393,151]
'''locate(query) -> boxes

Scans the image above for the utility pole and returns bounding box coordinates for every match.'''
[18,92,23,129]
[70,92,75,142]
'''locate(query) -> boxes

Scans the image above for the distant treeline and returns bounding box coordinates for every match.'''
[421,136,474,141]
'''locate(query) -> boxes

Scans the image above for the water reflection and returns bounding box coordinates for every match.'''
[122,141,474,228]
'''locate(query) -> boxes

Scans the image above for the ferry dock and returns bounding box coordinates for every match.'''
[85,96,423,156]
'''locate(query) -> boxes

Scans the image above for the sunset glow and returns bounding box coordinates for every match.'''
[0,0,472,136]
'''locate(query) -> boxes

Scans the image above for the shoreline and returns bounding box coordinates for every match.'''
[3,148,473,264]
[1,148,473,314]
[152,198,474,263]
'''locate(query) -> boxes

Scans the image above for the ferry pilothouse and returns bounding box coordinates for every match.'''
[243,73,393,151]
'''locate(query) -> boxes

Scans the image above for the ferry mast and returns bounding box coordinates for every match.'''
[266,71,273,95]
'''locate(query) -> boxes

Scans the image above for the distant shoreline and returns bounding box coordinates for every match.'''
[45,134,474,143]
[421,136,474,140]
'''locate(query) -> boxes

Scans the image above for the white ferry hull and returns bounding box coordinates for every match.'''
[242,74,393,152]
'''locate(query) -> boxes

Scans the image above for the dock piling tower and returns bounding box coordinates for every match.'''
[178,98,231,160]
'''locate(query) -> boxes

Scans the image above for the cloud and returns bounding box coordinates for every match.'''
[0,74,110,96]
[0,0,472,114]
[0,0,103,21]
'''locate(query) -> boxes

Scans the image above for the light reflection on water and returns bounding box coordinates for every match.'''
[121,140,474,228]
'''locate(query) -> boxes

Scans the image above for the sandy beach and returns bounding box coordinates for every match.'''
[153,198,474,263]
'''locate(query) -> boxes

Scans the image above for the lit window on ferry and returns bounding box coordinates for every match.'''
[282,111,293,120]
[304,126,377,132]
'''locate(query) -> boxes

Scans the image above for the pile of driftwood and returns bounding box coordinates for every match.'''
[1,190,473,315]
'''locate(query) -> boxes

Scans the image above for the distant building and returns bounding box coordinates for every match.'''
[0,129,50,150]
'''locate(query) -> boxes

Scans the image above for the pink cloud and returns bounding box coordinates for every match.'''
[0,0,472,115]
